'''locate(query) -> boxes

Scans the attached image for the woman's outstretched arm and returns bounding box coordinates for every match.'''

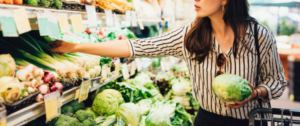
[49,26,189,59]
[49,40,131,57]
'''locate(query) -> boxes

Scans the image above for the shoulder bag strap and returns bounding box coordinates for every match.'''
[254,23,265,119]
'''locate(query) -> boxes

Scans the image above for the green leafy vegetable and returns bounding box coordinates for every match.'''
[115,103,142,126]
[92,89,124,116]
[212,74,252,104]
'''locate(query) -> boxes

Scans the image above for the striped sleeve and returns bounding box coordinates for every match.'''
[258,27,287,102]
[127,26,187,59]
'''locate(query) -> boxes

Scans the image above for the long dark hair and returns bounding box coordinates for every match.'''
[184,0,257,63]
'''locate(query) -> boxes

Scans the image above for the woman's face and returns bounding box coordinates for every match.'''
[194,0,226,17]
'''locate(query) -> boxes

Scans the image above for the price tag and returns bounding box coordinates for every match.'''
[125,11,131,27]
[86,5,97,27]
[0,9,18,37]
[48,13,60,39]
[78,80,91,103]
[44,91,61,122]
[0,108,6,126]
[58,14,70,33]
[13,9,31,34]
[131,11,137,27]
[130,61,136,76]
[113,13,120,30]
[37,12,49,36]
[101,65,108,79]
[70,14,84,33]
[114,63,121,77]
[161,61,166,72]
[105,10,114,27]
[135,59,142,72]
[138,19,144,30]
[0,120,6,126]
[122,63,130,79]
[75,89,80,99]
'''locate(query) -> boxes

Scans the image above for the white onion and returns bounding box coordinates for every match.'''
[16,69,34,81]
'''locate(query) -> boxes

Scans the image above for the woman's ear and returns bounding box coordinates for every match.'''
[222,0,228,5]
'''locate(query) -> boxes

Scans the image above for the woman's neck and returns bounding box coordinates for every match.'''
[209,12,232,38]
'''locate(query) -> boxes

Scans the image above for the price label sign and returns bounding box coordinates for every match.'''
[70,14,84,33]
[114,63,121,77]
[86,5,97,27]
[0,9,18,37]
[44,91,61,122]
[130,61,136,76]
[13,9,31,34]
[0,108,6,126]
[138,19,144,30]
[75,89,80,99]
[135,59,142,72]
[58,14,70,33]
[105,10,114,27]
[48,13,60,39]
[161,61,166,72]
[122,63,130,80]
[113,13,121,30]
[78,80,91,103]
[37,12,49,36]
[125,11,131,27]
[131,11,137,27]
[101,65,108,79]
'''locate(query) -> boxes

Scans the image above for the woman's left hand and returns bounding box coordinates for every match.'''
[227,83,257,108]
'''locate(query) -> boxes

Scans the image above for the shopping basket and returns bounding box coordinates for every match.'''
[249,108,300,126]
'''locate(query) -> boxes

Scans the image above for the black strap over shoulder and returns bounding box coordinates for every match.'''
[254,23,265,118]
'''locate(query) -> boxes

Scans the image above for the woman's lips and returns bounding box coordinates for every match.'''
[195,5,200,11]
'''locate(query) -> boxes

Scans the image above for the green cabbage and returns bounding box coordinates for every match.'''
[85,107,99,119]
[137,99,152,115]
[171,77,191,96]
[212,74,252,104]
[145,111,171,126]
[92,89,124,116]
[115,103,142,126]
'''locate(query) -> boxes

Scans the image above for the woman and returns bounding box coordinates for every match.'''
[50,0,287,125]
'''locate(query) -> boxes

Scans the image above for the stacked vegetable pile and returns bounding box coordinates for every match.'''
[60,28,137,44]
[94,0,133,13]
[0,31,106,80]
[45,71,193,126]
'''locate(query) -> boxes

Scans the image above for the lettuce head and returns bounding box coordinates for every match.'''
[212,74,252,104]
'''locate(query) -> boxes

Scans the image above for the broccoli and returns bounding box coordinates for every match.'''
[24,0,38,6]
[39,0,50,8]
[48,115,80,126]
[81,118,96,126]
[75,110,96,124]
[52,0,62,9]
[61,105,74,114]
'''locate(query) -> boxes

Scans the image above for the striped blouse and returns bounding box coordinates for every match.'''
[127,22,287,119]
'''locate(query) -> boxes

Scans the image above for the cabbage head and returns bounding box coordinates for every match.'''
[172,78,191,96]
[92,89,124,116]
[115,103,142,126]
[137,99,152,115]
[145,111,171,126]
[212,74,252,104]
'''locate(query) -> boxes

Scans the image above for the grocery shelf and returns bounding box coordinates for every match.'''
[0,4,162,29]
[6,68,124,126]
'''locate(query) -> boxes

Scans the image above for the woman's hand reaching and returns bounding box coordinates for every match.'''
[226,83,257,108]
[48,40,78,53]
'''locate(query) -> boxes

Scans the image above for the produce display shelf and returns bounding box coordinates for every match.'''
[0,4,162,24]
[6,68,124,126]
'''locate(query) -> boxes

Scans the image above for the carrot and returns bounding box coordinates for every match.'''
[0,0,3,3]
[13,0,23,5]
[3,0,13,4]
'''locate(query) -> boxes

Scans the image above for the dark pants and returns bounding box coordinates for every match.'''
[194,107,268,126]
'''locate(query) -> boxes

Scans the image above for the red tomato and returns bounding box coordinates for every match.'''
[86,28,92,34]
